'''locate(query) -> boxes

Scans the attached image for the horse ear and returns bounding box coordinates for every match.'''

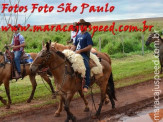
[49,40,51,45]
[42,41,45,48]
[46,42,49,51]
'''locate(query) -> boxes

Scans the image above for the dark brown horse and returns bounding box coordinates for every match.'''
[146,33,163,73]
[0,51,55,109]
[30,41,116,121]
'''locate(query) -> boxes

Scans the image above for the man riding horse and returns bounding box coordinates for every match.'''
[10,25,25,79]
[67,22,81,44]
[71,19,93,92]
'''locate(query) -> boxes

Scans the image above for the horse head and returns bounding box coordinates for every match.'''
[146,32,160,46]
[30,40,53,73]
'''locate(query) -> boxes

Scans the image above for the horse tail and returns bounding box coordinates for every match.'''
[108,72,117,100]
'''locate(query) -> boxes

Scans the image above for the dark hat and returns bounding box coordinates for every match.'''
[77,19,91,27]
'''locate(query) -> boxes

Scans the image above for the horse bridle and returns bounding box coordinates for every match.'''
[37,49,71,95]
[33,49,66,71]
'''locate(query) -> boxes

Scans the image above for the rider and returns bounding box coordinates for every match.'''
[71,19,93,92]
[67,22,81,44]
[10,25,25,78]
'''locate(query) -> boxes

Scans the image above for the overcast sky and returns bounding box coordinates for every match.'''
[0,0,162,26]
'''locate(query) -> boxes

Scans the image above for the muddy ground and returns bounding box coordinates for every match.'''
[0,78,162,122]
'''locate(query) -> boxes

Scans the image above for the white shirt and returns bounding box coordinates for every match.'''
[71,30,81,44]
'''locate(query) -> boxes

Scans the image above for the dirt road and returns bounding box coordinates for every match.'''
[0,78,163,122]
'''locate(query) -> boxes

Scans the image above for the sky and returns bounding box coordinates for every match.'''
[0,0,163,26]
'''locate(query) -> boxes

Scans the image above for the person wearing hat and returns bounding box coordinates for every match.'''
[10,25,25,78]
[71,19,93,92]
[67,22,81,44]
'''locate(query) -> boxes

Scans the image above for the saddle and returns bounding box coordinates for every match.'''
[62,50,103,80]
[89,58,103,79]
[5,50,27,80]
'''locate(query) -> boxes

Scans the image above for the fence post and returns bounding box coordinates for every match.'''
[99,37,101,52]
[141,33,144,56]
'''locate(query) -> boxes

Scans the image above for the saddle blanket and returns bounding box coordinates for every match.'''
[5,53,33,64]
[62,49,103,78]
[23,53,33,64]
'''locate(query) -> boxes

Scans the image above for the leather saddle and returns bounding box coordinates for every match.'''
[5,51,29,64]
[5,50,28,80]
[89,58,103,79]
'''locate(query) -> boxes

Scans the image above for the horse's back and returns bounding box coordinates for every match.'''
[29,53,37,60]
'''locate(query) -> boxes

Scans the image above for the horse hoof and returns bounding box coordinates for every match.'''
[84,107,90,112]
[6,105,10,109]
[92,115,98,119]
[1,100,7,105]
[9,101,12,104]
[112,105,115,109]
[65,119,69,122]
[27,99,31,103]
[52,95,56,99]
[105,100,109,105]
[54,113,60,117]
[71,116,76,122]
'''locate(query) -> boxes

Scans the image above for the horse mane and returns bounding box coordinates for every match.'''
[52,42,71,51]
[56,51,66,59]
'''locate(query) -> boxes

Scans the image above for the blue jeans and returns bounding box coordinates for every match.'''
[14,51,22,73]
[81,54,90,89]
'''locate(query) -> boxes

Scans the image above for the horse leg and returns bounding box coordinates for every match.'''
[4,80,11,109]
[64,93,76,122]
[40,74,56,99]
[27,75,37,103]
[78,90,89,112]
[93,82,107,119]
[106,89,115,109]
[54,95,64,117]
[0,96,7,105]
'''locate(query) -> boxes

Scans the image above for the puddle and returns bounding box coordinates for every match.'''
[120,103,163,122]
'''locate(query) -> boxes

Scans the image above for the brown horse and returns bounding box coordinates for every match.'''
[51,42,113,104]
[146,33,163,73]
[0,51,55,109]
[30,41,116,121]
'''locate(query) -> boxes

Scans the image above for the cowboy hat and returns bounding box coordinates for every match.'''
[77,19,91,27]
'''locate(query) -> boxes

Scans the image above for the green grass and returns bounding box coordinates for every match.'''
[112,53,155,81]
[0,18,163,55]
